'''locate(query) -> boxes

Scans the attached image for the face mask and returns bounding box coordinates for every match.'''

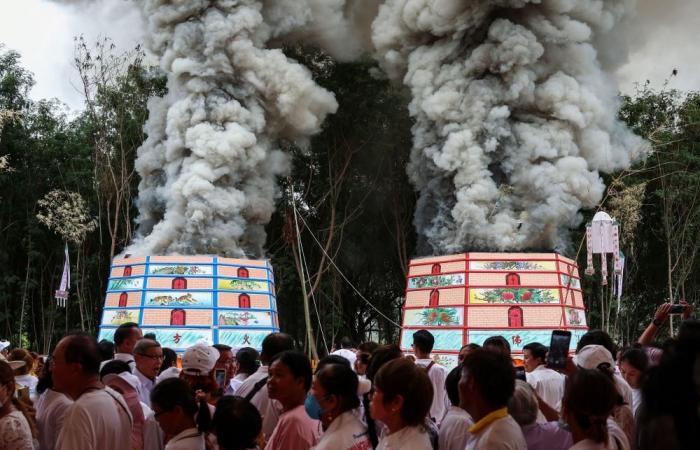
[304,392,323,420]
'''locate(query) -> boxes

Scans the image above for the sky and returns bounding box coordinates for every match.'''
[0,0,698,112]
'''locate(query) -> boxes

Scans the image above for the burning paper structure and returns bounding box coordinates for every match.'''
[585,211,621,285]
[400,252,587,368]
[98,256,279,351]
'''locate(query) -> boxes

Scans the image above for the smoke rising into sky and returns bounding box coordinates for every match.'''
[2,0,697,256]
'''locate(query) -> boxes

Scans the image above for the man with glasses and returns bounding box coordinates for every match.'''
[133,339,163,406]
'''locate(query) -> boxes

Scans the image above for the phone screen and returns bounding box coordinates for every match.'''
[215,369,226,388]
[546,330,572,369]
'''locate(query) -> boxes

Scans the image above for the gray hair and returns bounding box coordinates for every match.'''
[133,339,161,355]
[508,380,538,426]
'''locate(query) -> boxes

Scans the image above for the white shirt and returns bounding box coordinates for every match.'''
[570,439,608,450]
[134,367,155,406]
[164,427,205,450]
[438,406,473,450]
[235,366,281,438]
[36,389,73,450]
[56,387,133,450]
[526,365,565,411]
[14,374,39,402]
[466,414,526,450]
[607,418,630,450]
[330,349,358,370]
[376,425,432,450]
[311,411,372,450]
[100,352,136,372]
[155,367,180,385]
[228,372,249,395]
[415,358,448,424]
[140,402,164,450]
[630,388,642,418]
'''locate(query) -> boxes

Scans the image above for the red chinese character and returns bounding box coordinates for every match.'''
[173,333,181,344]
[512,335,522,345]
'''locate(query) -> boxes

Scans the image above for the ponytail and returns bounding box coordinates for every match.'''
[12,397,38,439]
[196,397,211,433]
[576,413,609,444]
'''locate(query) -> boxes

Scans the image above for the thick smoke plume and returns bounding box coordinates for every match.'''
[124,1,338,257]
[371,0,648,254]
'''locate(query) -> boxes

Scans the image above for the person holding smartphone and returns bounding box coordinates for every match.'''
[522,342,565,412]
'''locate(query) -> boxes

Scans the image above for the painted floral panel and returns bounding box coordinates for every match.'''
[408,274,465,289]
[149,264,213,275]
[404,307,464,326]
[470,261,555,271]
[469,288,560,304]
[217,279,269,292]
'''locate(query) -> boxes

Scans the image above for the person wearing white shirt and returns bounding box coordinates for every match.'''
[460,349,526,450]
[235,332,293,439]
[133,339,163,407]
[562,369,619,450]
[523,342,565,411]
[618,348,647,418]
[330,337,358,370]
[150,378,205,450]
[53,333,133,450]
[370,358,433,450]
[35,369,74,450]
[101,322,143,372]
[411,329,448,424]
[227,347,259,395]
[438,367,473,450]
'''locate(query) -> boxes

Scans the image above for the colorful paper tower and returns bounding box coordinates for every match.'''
[98,256,279,351]
[400,253,588,368]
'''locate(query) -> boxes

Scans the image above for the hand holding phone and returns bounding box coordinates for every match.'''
[546,330,572,370]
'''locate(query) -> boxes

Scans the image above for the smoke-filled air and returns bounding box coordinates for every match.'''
[122,0,649,257]
[124,0,338,258]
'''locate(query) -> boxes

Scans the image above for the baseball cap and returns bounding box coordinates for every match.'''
[0,341,10,352]
[182,344,220,375]
[574,344,615,370]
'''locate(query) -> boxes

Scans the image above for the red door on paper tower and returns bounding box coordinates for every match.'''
[508,306,523,328]
[237,267,249,278]
[239,293,251,309]
[170,309,186,326]
[123,266,132,277]
[429,289,440,307]
[118,292,128,307]
[431,263,441,275]
[172,277,187,289]
[506,273,521,286]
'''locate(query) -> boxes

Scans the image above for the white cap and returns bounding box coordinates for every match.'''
[0,341,10,352]
[182,344,219,376]
[574,344,614,370]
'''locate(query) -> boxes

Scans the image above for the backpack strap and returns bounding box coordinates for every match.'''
[424,361,436,373]
[244,377,268,402]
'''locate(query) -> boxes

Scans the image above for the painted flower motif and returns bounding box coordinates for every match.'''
[521,291,532,301]
[502,292,515,301]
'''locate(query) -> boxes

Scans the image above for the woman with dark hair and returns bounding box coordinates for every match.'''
[35,356,73,450]
[310,363,372,450]
[619,347,647,417]
[266,351,321,450]
[370,357,433,450]
[362,344,403,447]
[212,396,262,450]
[562,369,618,450]
[150,377,205,450]
[0,359,36,450]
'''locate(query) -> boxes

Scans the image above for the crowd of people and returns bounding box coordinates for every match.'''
[0,301,697,450]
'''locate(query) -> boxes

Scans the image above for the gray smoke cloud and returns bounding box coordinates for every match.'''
[370,0,649,255]
[124,0,338,258]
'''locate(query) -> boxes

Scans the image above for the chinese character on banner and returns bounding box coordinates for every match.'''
[54,244,70,308]
[512,335,522,346]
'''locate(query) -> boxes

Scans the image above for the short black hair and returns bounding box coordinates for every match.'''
[235,347,260,375]
[213,396,262,450]
[261,333,294,360]
[100,359,132,379]
[114,322,140,346]
[358,341,379,354]
[271,351,312,391]
[338,336,354,349]
[150,377,197,416]
[160,347,178,373]
[316,354,351,373]
[213,344,232,353]
[412,329,435,354]
[365,344,403,382]
[63,333,102,376]
[445,366,461,406]
[143,332,157,341]
[483,335,511,356]
[316,363,359,412]
[523,342,547,362]
[620,347,648,372]
[576,330,616,361]
[98,339,115,362]
[460,343,481,352]
[462,348,515,408]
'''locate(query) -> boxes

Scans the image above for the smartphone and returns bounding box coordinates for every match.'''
[215,369,226,388]
[546,330,572,369]
[669,304,685,314]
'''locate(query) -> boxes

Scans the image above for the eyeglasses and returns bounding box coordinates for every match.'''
[137,353,164,361]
